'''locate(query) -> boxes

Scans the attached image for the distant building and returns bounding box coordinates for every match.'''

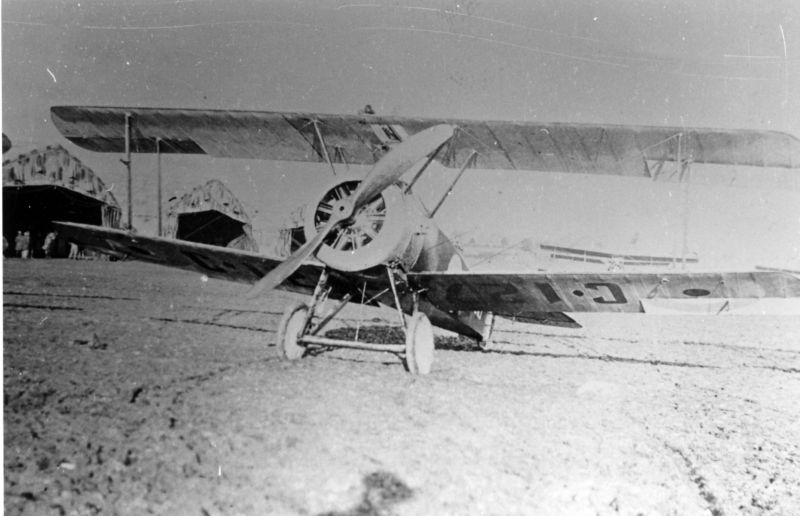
[3,145,121,257]
[164,179,258,252]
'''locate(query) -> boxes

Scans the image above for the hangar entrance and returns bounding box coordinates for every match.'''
[166,179,258,252]
[176,210,248,248]
[3,145,121,257]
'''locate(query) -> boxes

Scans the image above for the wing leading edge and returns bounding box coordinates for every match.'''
[50,106,800,174]
[410,271,800,315]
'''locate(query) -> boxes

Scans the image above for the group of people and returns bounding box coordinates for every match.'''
[4,230,81,259]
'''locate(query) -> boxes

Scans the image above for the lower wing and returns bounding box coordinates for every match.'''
[54,222,324,294]
[410,271,800,315]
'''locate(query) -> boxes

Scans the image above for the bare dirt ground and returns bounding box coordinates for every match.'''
[4,259,800,515]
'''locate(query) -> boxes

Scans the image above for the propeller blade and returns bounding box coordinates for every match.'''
[349,124,454,211]
[246,216,340,298]
[246,124,454,297]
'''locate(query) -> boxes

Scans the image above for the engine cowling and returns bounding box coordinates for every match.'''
[303,175,426,272]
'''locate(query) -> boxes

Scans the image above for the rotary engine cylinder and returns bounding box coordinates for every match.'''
[303,176,426,272]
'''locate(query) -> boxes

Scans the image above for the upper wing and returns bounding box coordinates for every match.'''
[410,271,800,315]
[50,106,800,174]
[54,222,326,295]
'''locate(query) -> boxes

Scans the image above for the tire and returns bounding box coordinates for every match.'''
[405,312,434,375]
[276,301,309,361]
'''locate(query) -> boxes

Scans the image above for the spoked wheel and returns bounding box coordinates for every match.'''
[276,301,310,360]
[405,312,434,375]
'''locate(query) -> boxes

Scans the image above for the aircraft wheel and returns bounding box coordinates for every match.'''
[276,301,309,361]
[405,312,434,375]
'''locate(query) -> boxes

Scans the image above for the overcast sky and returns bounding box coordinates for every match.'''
[3,0,799,268]
[5,0,799,134]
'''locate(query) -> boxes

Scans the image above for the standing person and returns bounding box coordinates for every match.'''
[68,242,80,259]
[14,231,24,257]
[20,231,31,259]
[42,230,57,258]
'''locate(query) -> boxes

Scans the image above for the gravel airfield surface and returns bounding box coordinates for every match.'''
[4,259,800,515]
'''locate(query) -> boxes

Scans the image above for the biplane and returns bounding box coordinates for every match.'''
[50,106,800,374]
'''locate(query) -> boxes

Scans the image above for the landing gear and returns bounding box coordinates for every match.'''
[274,266,435,374]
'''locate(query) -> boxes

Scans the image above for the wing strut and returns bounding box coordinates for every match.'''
[639,132,696,270]
[156,137,163,236]
[677,134,692,270]
[430,149,478,216]
[403,136,453,194]
[122,113,132,228]
[333,146,349,168]
[312,119,337,176]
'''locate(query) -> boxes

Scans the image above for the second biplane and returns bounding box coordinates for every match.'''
[50,106,800,374]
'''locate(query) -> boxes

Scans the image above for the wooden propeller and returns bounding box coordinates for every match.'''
[246,124,454,298]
